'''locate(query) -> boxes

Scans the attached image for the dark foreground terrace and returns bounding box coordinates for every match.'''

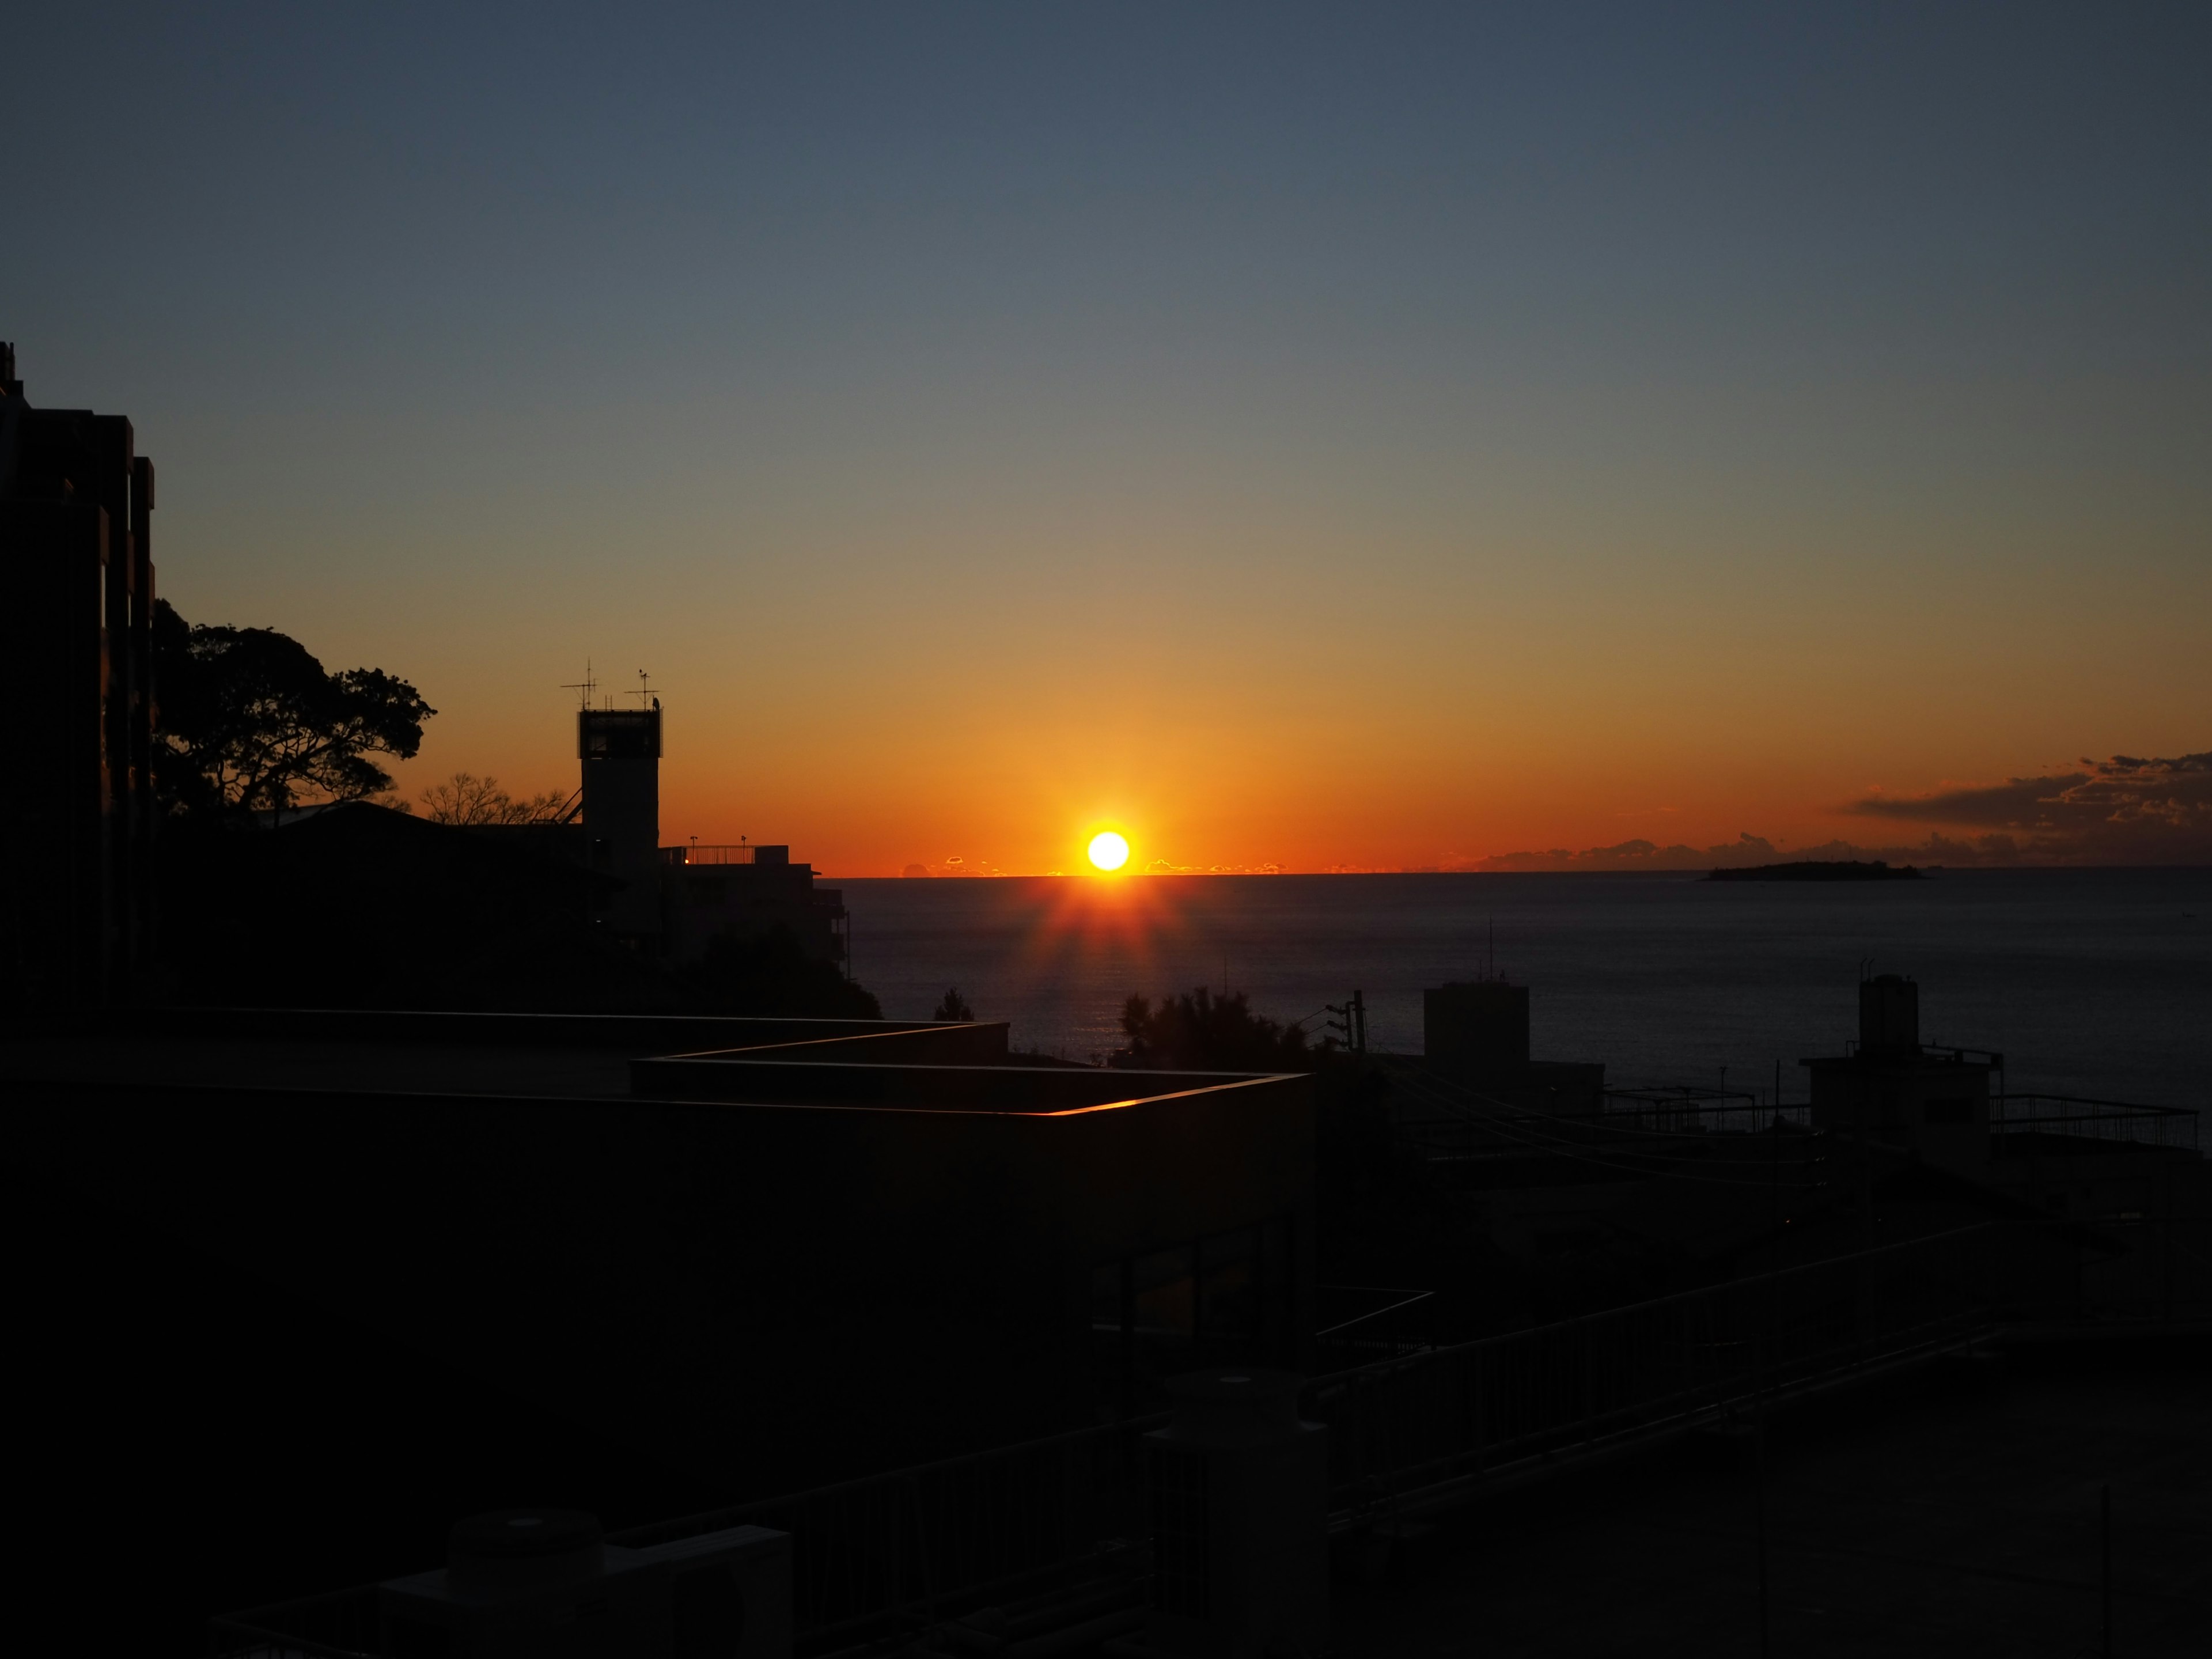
[1334,1335,2209,1658]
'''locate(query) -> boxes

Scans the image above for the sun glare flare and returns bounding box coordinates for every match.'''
[1086,831,1130,872]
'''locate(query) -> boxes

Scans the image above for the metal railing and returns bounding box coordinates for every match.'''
[1840,1040,2005,1070]
[1315,1285,1437,1369]
[1381,1055,1817,1137]
[214,1218,2207,1659]
[619,1226,2008,1639]
[1377,1057,1830,1189]
[660,843,759,866]
[1306,1224,2001,1529]
[1600,1088,1815,1135]
[1992,1093,2200,1152]
[208,1418,1164,1659]
[609,1416,1159,1649]
[209,1589,382,1659]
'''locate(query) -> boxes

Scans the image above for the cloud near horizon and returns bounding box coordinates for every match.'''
[1472,751,2212,871]
[1843,751,2212,865]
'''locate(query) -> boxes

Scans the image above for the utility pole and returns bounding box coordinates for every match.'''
[1771,1058,1785,1229]
[2102,1486,2113,1658]
[1325,991,1368,1060]
[1755,1417,1771,1659]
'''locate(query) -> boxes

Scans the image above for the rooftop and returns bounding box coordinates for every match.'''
[1334,1336,2210,1658]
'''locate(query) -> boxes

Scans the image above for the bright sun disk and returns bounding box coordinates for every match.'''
[1087,831,1130,872]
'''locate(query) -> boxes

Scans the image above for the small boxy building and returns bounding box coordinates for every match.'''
[659,843,847,967]
[7,1008,1315,1494]
[1801,974,1997,1174]
[1417,978,1605,1116]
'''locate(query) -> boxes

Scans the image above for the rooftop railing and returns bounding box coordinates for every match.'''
[1314,1285,1437,1369]
[1600,1086,1815,1135]
[1992,1093,2199,1152]
[211,1225,2034,1659]
[660,844,759,866]
[1378,1058,1823,1169]
[1838,1040,2006,1069]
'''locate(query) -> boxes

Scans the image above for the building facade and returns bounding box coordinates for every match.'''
[0,344,158,1007]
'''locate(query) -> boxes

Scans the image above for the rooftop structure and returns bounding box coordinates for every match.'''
[17,980,2202,1656]
[661,843,848,969]
[1801,973,2002,1177]
[1415,977,1607,1119]
[559,696,848,967]
[8,1007,1316,1499]
[189,1224,2210,1659]
[579,706,662,938]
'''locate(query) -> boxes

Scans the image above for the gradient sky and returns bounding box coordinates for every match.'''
[12,3,2209,873]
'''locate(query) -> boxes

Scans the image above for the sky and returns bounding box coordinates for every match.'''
[10,2,2209,873]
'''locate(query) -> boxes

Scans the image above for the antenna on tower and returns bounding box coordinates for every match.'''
[633,669,656,710]
[560,659,599,711]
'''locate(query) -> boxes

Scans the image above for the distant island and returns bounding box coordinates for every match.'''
[1705,860,1927,883]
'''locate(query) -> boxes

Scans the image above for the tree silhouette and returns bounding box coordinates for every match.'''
[153,599,434,818]
[1118,986,1324,1071]
[932,986,975,1022]
[421,771,571,825]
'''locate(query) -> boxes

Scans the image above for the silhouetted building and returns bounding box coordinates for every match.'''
[1801,974,1995,1175]
[1424,980,1530,1075]
[1419,978,1605,1115]
[8,1007,1316,1495]
[0,343,158,1006]
[579,707,663,941]
[567,701,846,966]
[660,842,847,966]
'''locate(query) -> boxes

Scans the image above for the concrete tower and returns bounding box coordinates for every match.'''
[578,706,661,941]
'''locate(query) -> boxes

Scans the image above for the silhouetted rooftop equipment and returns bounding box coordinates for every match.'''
[1146,1368,1328,1657]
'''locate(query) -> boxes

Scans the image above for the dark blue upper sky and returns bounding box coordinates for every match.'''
[9,3,2208,869]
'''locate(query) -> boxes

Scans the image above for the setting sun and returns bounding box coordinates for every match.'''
[1086,831,1130,872]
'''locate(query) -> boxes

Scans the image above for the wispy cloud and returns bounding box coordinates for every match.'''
[1843,751,2212,863]
[1467,749,2212,870]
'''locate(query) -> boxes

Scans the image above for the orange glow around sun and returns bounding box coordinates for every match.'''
[1086,831,1130,872]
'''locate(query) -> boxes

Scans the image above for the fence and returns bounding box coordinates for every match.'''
[659,843,759,866]
[208,1419,1164,1659]
[1378,1054,1821,1158]
[1993,1094,2200,1153]
[212,1215,2212,1658]
[1314,1285,1437,1369]
[610,1419,1159,1652]
[1306,1224,2001,1529]
[210,1225,2024,1659]
[1600,1091,1815,1135]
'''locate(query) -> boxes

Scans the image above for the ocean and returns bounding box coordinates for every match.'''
[835,869,2211,1112]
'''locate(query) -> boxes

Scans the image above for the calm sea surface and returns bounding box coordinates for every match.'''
[836,870,2211,1112]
